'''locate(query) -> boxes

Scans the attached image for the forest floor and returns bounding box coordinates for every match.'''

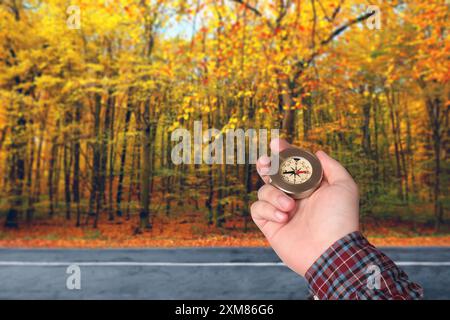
[0,214,449,247]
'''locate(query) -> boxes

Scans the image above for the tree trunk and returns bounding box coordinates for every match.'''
[5,110,27,228]
[361,92,372,157]
[25,129,36,223]
[425,96,444,231]
[73,102,82,227]
[31,116,46,217]
[126,134,140,220]
[116,90,133,219]
[63,109,73,220]
[48,124,59,218]
[386,90,404,200]
[88,93,102,227]
[100,90,114,222]
[138,100,153,231]
[205,112,214,225]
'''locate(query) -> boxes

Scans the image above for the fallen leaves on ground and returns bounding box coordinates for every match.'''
[0,215,448,248]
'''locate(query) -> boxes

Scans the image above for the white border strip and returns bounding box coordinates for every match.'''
[0,261,448,267]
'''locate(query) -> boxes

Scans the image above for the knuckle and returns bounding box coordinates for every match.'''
[342,179,359,199]
[257,184,269,200]
[348,180,359,194]
[250,201,259,216]
[258,184,277,200]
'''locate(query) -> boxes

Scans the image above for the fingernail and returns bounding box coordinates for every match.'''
[259,155,271,166]
[260,167,270,175]
[275,211,287,222]
[277,195,293,210]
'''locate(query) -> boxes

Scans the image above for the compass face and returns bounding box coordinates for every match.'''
[270,148,323,199]
[280,156,313,185]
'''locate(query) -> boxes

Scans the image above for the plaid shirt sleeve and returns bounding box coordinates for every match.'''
[304,231,424,300]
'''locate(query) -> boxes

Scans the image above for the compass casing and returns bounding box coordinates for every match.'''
[269,148,323,199]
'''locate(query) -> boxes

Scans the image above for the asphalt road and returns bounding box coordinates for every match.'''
[0,247,449,299]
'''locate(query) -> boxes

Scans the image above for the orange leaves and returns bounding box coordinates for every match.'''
[369,237,450,247]
[0,215,449,248]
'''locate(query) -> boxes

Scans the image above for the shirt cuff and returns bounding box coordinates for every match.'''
[304,231,424,300]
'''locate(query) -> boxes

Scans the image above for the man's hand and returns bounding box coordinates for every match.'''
[252,138,360,276]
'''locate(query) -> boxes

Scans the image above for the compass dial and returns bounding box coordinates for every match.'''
[280,156,313,185]
[270,148,323,199]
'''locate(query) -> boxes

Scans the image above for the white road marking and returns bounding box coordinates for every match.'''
[395,261,450,266]
[0,261,448,267]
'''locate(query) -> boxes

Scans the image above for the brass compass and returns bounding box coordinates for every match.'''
[269,148,323,199]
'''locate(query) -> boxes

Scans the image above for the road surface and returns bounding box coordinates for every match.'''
[0,247,449,299]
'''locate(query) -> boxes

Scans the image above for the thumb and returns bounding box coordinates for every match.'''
[270,138,291,154]
[315,150,355,186]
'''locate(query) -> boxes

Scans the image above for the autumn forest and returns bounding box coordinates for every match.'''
[0,0,448,247]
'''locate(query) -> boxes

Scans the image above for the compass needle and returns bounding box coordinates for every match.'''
[270,148,323,199]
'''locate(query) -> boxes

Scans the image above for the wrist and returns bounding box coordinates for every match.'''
[302,227,360,275]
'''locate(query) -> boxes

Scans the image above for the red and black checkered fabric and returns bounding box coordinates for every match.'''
[305,232,424,300]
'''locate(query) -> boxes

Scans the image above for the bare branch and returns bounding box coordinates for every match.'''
[275,0,289,28]
[293,10,376,81]
[230,0,263,17]
[311,0,317,49]
[317,0,342,22]
[230,0,274,29]
[321,10,375,46]
[331,0,343,20]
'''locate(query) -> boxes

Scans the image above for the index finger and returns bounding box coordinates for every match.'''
[256,138,291,183]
